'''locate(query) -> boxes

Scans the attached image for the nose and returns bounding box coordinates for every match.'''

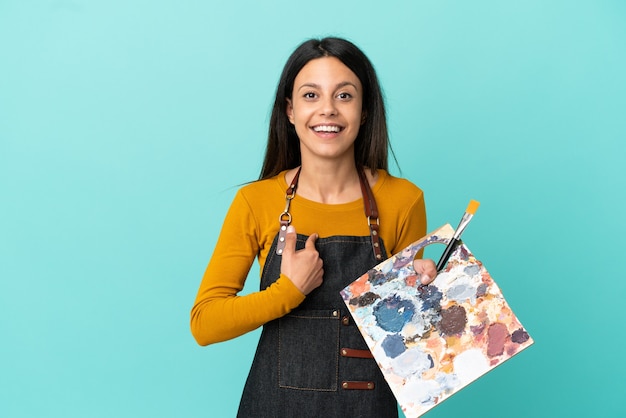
[319,96,337,116]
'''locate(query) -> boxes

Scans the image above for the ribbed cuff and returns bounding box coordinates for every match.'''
[274,274,306,311]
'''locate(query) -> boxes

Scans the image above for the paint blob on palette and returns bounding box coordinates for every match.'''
[340,224,533,417]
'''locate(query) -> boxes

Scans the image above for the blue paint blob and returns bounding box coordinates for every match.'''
[427,354,434,369]
[381,333,406,358]
[463,264,481,276]
[368,270,387,286]
[418,285,443,311]
[373,295,416,333]
[447,284,474,302]
[476,283,488,297]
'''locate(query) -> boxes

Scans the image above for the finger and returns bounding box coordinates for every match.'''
[413,259,433,285]
[420,260,438,285]
[420,274,434,285]
[282,225,297,255]
[305,233,319,250]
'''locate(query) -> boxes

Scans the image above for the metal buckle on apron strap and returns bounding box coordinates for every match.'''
[276,169,300,255]
[341,381,375,390]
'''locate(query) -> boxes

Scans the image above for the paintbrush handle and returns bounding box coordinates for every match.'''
[436,238,461,272]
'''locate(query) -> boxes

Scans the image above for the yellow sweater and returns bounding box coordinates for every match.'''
[191,170,426,345]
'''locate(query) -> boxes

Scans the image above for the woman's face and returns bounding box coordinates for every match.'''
[286,56,364,166]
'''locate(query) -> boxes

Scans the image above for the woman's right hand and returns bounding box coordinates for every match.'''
[280,225,324,295]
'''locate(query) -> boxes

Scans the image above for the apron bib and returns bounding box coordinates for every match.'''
[237,169,398,418]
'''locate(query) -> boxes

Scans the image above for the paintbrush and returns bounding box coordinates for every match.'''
[436,200,480,272]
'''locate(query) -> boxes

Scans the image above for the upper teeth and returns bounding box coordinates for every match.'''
[314,125,341,132]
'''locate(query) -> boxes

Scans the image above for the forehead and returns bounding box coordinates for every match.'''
[294,56,362,89]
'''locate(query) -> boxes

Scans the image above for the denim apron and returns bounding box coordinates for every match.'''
[237,169,398,418]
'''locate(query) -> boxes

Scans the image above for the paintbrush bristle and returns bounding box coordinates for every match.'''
[466,200,480,215]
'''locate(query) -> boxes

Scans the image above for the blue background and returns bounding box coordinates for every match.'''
[1,1,625,416]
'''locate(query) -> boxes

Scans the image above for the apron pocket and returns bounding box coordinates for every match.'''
[278,309,340,391]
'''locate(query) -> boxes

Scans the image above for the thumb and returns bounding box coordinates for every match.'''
[414,258,437,285]
[282,225,297,255]
[305,232,318,250]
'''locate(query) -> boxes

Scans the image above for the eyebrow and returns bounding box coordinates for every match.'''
[296,81,359,92]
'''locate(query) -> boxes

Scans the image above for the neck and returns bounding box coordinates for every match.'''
[295,160,362,204]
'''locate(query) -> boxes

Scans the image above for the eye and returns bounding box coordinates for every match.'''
[337,92,352,100]
[303,92,317,99]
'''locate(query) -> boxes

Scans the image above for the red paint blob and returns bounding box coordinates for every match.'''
[487,322,509,357]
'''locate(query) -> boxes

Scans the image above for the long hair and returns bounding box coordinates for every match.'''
[259,37,395,180]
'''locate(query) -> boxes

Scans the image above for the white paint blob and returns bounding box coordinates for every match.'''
[452,348,490,385]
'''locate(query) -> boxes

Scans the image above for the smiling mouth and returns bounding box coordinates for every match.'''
[312,125,343,133]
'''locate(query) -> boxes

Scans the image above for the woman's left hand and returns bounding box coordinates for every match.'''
[413,259,437,285]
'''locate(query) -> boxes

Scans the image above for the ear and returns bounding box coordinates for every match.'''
[286,98,295,124]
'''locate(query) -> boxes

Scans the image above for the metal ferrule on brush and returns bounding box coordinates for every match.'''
[436,200,480,273]
[453,213,474,240]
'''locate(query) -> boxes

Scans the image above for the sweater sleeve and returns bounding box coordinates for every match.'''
[392,188,427,258]
[190,190,306,346]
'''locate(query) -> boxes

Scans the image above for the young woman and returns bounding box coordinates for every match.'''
[191,37,437,417]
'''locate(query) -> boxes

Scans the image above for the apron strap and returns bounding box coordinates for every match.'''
[357,168,383,261]
[276,167,301,255]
